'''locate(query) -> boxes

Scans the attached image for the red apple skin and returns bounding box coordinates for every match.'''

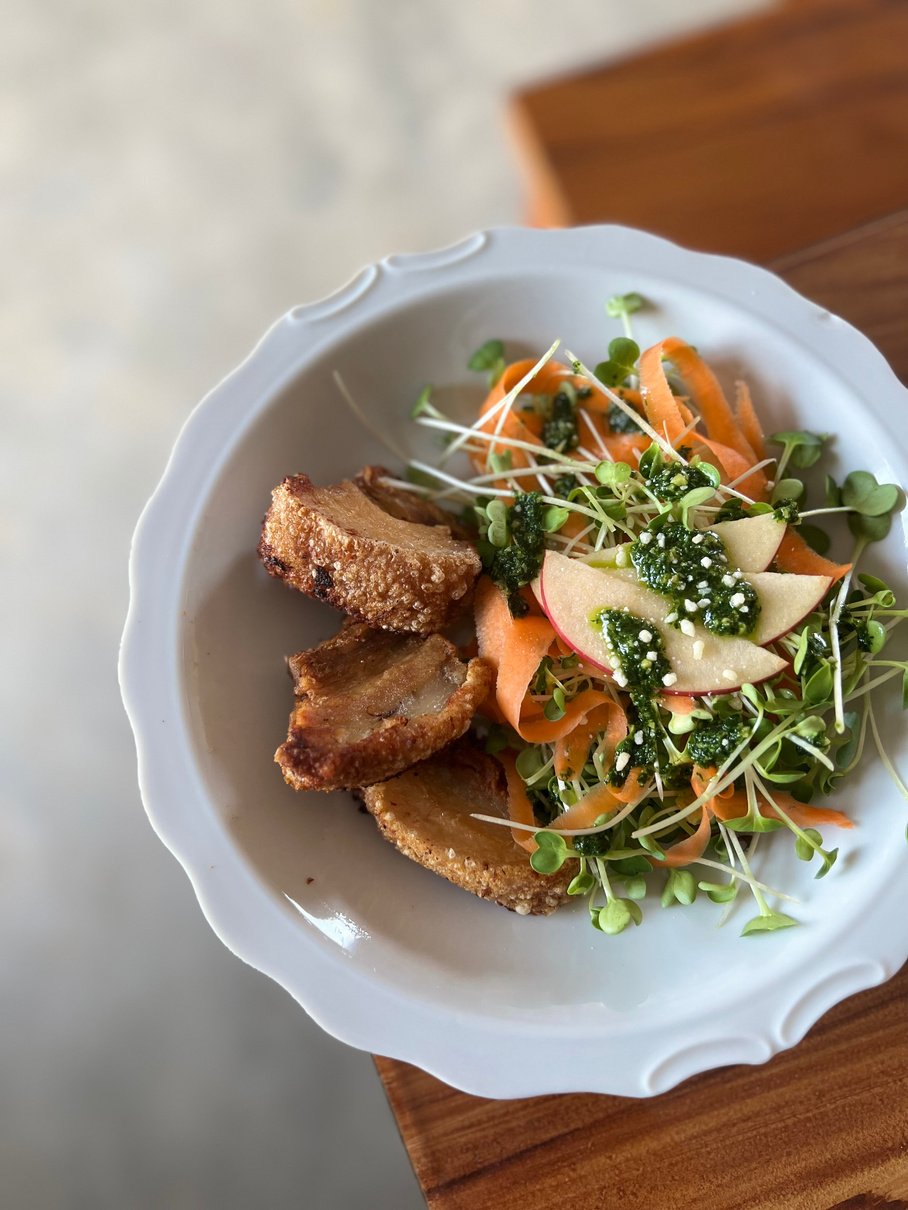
[536,573,613,677]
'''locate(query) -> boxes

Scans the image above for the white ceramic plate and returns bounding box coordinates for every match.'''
[120,226,908,1098]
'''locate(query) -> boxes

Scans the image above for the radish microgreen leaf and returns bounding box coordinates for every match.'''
[468,338,506,385]
[741,911,798,936]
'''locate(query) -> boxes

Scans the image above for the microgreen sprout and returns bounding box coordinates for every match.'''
[768,430,829,481]
[595,337,641,388]
[468,338,506,386]
[530,831,569,874]
[606,292,648,339]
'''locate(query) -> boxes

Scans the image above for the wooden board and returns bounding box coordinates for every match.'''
[508,0,908,261]
[374,212,908,1209]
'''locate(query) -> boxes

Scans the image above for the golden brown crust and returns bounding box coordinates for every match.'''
[353,465,469,535]
[359,741,574,916]
[276,623,492,791]
[258,474,481,633]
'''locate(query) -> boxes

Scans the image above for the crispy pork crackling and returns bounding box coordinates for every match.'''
[258,473,480,633]
[353,465,470,534]
[359,741,575,916]
[276,623,492,791]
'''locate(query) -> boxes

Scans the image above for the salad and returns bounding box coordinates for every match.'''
[373,292,908,936]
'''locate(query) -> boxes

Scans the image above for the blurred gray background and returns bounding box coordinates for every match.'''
[1,1,763,1206]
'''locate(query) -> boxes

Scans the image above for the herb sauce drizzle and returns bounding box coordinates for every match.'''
[631,522,760,638]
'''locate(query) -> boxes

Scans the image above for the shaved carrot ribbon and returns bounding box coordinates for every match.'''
[656,766,854,870]
[694,434,769,501]
[576,403,651,462]
[518,689,615,745]
[551,783,621,832]
[656,806,714,868]
[474,358,582,477]
[774,528,852,583]
[734,380,766,462]
[554,700,627,779]
[475,574,552,722]
[658,338,758,461]
[659,693,698,715]
[638,340,696,446]
[712,792,854,831]
[690,764,736,801]
[611,766,651,804]
[475,576,613,743]
[476,359,653,476]
[496,750,539,853]
[498,761,623,853]
[691,764,853,828]
[639,337,772,498]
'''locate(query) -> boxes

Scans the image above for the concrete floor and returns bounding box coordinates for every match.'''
[1,1,764,1206]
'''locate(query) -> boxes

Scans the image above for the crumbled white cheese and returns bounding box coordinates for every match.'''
[722,668,738,682]
[662,672,678,687]
[646,650,658,662]
[722,574,736,588]
[684,599,698,612]
[664,612,678,624]
[680,619,696,637]
[698,598,710,609]
[729,592,746,608]
[692,640,705,661]
[657,533,666,548]
[615,751,631,772]
[700,556,712,568]
[639,530,653,545]
[638,629,653,643]
[634,730,645,745]
[613,670,628,687]
[692,534,704,545]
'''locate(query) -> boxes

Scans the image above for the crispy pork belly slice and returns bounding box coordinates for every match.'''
[276,623,492,792]
[360,741,574,916]
[259,474,480,633]
[353,465,467,534]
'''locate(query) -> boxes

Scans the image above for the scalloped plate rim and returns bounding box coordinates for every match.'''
[119,223,908,1099]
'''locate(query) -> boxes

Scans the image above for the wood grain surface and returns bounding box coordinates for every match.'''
[374,213,908,1209]
[509,0,908,261]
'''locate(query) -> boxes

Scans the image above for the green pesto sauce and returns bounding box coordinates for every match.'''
[542,389,579,453]
[607,398,643,434]
[646,462,714,502]
[630,521,760,638]
[572,830,610,856]
[610,693,661,787]
[686,715,747,767]
[595,608,669,787]
[596,608,671,694]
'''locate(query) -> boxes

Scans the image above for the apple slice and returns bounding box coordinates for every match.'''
[746,572,831,644]
[600,566,830,645]
[538,551,788,696]
[585,514,786,574]
[706,515,786,571]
